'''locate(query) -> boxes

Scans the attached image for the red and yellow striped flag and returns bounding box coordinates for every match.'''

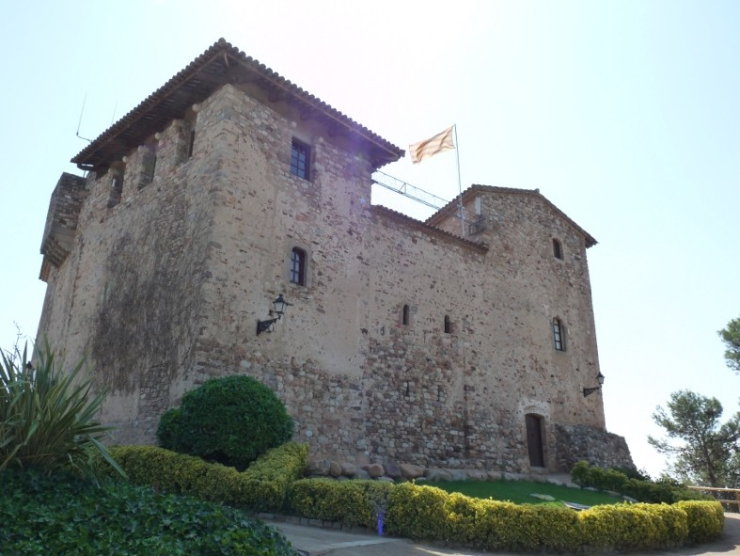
[409,126,455,163]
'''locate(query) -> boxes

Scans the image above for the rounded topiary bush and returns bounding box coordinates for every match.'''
[157,375,294,470]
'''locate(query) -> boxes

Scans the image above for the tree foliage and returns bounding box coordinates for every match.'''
[0,341,124,479]
[719,315,740,373]
[648,390,740,487]
[157,375,294,470]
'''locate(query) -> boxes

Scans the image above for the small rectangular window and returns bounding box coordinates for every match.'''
[290,247,306,286]
[290,140,310,180]
[553,238,563,260]
[553,318,566,351]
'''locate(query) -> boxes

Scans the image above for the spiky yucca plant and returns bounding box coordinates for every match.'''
[0,340,124,478]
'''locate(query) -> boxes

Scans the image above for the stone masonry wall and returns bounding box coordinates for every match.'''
[554,424,635,471]
[38,82,630,472]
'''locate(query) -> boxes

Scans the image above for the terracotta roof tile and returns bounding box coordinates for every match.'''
[371,205,488,253]
[72,38,404,171]
[425,185,597,248]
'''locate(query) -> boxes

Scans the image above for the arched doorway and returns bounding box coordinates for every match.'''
[525,414,545,468]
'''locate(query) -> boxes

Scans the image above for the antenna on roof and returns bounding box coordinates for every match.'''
[76,94,92,143]
[110,101,117,125]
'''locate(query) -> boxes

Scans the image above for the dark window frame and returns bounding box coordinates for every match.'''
[290,139,311,180]
[402,304,410,326]
[444,315,452,334]
[553,317,566,351]
[187,129,196,158]
[553,238,563,260]
[290,247,307,286]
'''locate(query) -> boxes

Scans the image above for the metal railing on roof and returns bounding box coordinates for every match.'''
[371,170,449,211]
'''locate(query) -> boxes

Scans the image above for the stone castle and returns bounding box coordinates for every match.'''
[37,39,632,473]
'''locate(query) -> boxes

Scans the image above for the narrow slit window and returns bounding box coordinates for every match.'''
[553,318,566,351]
[290,139,310,180]
[444,315,452,334]
[188,130,196,158]
[402,304,410,326]
[141,149,157,188]
[553,238,563,260]
[108,169,124,208]
[290,247,306,286]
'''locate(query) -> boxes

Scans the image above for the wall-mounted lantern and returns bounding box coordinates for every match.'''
[256,294,291,336]
[583,371,605,397]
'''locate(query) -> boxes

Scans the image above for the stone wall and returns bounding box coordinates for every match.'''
[554,424,635,471]
[37,80,632,472]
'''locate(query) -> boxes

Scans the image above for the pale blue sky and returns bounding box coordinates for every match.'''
[2,0,738,477]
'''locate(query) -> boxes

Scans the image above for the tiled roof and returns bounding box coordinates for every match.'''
[371,205,488,254]
[425,185,597,248]
[72,38,404,171]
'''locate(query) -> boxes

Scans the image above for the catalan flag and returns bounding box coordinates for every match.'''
[409,126,455,163]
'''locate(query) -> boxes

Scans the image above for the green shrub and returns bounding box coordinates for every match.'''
[105,442,308,511]
[289,479,393,528]
[158,375,294,470]
[1,468,298,555]
[676,500,725,544]
[0,341,123,479]
[570,461,711,503]
[287,478,722,553]
[385,482,581,552]
[155,406,181,449]
[579,503,688,551]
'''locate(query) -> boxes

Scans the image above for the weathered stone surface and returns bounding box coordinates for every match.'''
[554,424,634,471]
[467,470,488,481]
[383,461,402,479]
[355,469,371,480]
[487,471,503,481]
[340,462,357,477]
[306,459,332,476]
[35,40,631,476]
[426,469,453,481]
[329,461,342,477]
[399,463,425,479]
[365,464,385,479]
[450,470,468,481]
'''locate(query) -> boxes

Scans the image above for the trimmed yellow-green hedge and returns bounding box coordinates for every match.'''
[289,478,393,528]
[288,479,724,553]
[107,442,307,511]
[100,448,724,553]
[676,500,725,544]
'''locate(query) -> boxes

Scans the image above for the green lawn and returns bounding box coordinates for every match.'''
[430,479,625,507]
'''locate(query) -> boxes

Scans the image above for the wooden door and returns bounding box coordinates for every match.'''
[525,414,545,468]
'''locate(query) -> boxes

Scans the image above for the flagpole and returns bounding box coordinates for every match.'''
[454,125,465,237]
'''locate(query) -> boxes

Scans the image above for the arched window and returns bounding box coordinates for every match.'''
[444,315,452,334]
[290,247,306,286]
[402,304,410,326]
[552,317,566,351]
[552,238,563,260]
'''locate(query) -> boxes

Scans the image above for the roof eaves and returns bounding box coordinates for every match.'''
[425,185,597,248]
[72,39,404,170]
[372,205,488,254]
